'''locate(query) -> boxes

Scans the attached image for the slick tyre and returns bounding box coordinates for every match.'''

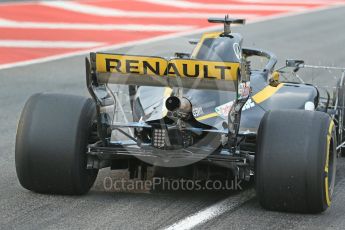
[256,110,336,213]
[15,93,99,195]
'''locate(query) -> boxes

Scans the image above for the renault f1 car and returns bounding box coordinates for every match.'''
[15,17,345,213]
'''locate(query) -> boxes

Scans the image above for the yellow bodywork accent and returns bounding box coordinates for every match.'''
[191,32,222,58]
[325,120,334,207]
[252,84,284,104]
[196,112,219,121]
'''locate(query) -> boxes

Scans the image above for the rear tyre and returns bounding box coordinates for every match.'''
[15,93,99,195]
[256,110,336,213]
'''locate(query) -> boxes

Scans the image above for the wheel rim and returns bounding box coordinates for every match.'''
[325,135,336,206]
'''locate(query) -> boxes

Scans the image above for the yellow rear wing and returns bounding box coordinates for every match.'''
[92,52,240,91]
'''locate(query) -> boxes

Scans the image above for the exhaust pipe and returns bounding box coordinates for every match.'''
[165,96,192,113]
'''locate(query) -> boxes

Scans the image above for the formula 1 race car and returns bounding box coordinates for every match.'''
[15,17,345,214]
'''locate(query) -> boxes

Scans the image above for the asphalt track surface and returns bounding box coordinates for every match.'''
[1,5,345,230]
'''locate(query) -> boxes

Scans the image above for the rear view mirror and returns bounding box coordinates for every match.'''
[286,59,304,68]
[286,59,305,72]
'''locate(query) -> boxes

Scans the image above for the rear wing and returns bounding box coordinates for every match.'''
[90,52,239,91]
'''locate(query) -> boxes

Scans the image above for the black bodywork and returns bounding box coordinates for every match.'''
[85,18,341,180]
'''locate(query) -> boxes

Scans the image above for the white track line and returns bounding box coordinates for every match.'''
[0,40,104,48]
[138,0,307,11]
[0,19,194,32]
[40,1,258,19]
[0,25,221,70]
[162,189,255,230]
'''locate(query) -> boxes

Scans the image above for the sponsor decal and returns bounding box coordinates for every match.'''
[304,101,315,111]
[242,98,255,111]
[215,101,234,117]
[233,43,242,60]
[215,98,255,116]
[95,53,239,81]
[239,81,251,98]
[192,106,204,117]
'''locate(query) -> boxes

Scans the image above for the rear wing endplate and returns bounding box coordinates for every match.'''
[90,52,239,91]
